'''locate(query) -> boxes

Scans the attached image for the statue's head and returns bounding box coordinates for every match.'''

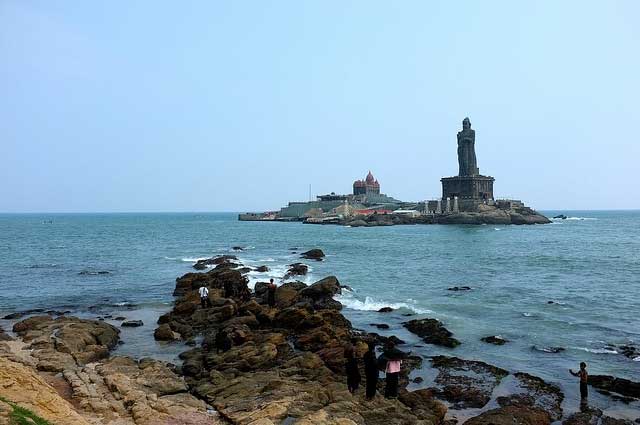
[462,117,471,130]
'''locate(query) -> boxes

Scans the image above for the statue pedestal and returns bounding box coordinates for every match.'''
[441,175,495,212]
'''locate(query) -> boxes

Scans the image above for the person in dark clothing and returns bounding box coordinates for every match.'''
[344,344,361,394]
[363,341,379,400]
[267,278,277,307]
[223,280,233,299]
[215,330,232,354]
[570,362,589,404]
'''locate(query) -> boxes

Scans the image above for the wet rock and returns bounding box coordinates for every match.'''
[367,332,406,347]
[562,407,635,425]
[232,246,244,251]
[531,345,565,353]
[403,318,460,348]
[466,406,551,425]
[398,388,447,423]
[370,323,390,330]
[192,255,238,270]
[448,286,471,291]
[2,308,46,320]
[296,276,342,310]
[378,307,394,313]
[154,323,180,341]
[413,377,424,384]
[497,372,564,421]
[114,316,126,321]
[430,356,509,409]
[300,248,325,261]
[589,375,640,399]
[481,335,508,345]
[78,270,110,275]
[284,263,308,279]
[0,324,13,341]
[254,265,270,272]
[553,214,568,219]
[121,320,143,327]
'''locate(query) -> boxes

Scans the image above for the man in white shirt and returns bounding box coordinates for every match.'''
[199,285,211,308]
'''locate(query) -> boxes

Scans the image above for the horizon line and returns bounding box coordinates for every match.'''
[2,208,640,215]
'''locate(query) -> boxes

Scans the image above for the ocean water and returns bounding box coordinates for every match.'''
[0,211,639,417]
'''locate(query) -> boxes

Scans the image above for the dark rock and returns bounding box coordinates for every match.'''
[378,307,394,313]
[78,270,110,275]
[481,335,508,345]
[553,214,568,219]
[154,324,179,341]
[466,406,551,425]
[297,276,342,310]
[121,320,144,328]
[397,389,447,423]
[300,248,325,261]
[560,407,633,425]
[589,375,640,399]
[0,324,13,341]
[192,255,238,270]
[231,246,244,251]
[531,345,565,354]
[430,356,509,409]
[448,286,472,291]
[497,372,564,421]
[370,323,390,330]
[403,318,460,348]
[254,265,269,273]
[284,263,308,279]
[413,377,424,384]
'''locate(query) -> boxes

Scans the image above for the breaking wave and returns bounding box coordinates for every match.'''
[572,346,619,355]
[335,292,432,314]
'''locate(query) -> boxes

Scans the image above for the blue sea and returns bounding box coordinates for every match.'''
[0,211,638,417]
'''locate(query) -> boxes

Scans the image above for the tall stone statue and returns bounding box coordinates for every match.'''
[457,117,479,176]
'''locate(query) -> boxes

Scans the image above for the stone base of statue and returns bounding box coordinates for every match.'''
[441,175,495,212]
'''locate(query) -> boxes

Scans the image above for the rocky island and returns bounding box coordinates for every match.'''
[1,252,638,424]
[240,118,550,226]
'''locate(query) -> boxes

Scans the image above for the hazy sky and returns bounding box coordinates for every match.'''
[2,1,639,212]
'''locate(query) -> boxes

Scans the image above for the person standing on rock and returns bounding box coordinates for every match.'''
[344,344,361,394]
[267,278,277,308]
[383,342,403,399]
[570,362,589,403]
[363,341,379,400]
[198,285,211,309]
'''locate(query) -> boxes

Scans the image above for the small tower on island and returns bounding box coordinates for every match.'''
[441,118,495,212]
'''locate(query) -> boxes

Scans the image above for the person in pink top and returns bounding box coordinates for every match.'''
[384,342,403,398]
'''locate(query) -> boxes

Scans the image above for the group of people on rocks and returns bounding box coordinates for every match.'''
[344,339,406,400]
[198,280,593,406]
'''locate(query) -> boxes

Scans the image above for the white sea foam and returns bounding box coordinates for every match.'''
[633,356,640,362]
[573,346,618,355]
[181,257,208,263]
[335,293,432,314]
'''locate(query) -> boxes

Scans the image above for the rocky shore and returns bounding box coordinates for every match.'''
[304,205,551,227]
[1,253,638,425]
